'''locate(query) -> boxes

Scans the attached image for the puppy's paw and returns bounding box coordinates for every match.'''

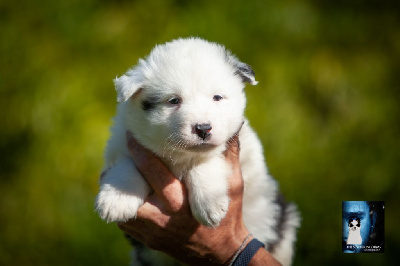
[191,194,229,227]
[95,185,143,222]
[96,157,150,222]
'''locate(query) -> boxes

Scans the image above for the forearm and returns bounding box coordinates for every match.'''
[226,236,281,266]
[248,247,281,266]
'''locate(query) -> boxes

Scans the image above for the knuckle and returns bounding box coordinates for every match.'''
[163,183,185,212]
[168,201,183,213]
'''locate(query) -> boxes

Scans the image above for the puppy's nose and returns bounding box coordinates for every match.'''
[194,123,212,140]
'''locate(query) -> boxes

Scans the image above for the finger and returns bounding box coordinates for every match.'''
[126,132,187,211]
[117,201,160,231]
[224,133,241,163]
[224,134,244,199]
[117,222,145,242]
[224,120,243,166]
[224,133,242,177]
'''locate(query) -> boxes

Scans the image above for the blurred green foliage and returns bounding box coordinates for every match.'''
[1,0,399,265]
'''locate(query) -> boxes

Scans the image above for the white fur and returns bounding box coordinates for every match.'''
[347,220,362,245]
[95,38,299,265]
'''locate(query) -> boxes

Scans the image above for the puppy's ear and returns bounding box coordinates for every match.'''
[114,66,143,102]
[225,51,258,85]
[234,62,258,85]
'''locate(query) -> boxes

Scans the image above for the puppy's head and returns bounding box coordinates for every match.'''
[115,38,257,155]
[348,218,361,231]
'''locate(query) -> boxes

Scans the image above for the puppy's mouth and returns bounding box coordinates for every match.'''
[186,142,217,152]
[163,132,220,153]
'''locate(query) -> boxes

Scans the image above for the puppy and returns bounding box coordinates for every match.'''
[95,37,300,266]
[347,218,362,245]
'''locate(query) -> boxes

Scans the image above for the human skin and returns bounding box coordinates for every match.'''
[118,132,281,265]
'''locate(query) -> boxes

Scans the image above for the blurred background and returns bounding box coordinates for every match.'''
[1,0,399,265]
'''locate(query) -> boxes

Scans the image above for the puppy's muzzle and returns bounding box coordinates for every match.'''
[194,123,212,140]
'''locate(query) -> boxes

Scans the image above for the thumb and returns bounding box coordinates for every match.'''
[224,133,243,198]
[224,133,240,165]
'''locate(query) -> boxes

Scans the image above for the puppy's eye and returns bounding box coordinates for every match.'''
[213,95,223,101]
[168,97,181,105]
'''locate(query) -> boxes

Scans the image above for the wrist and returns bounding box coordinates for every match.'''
[224,234,253,266]
[183,225,250,265]
[228,238,265,266]
[213,225,250,265]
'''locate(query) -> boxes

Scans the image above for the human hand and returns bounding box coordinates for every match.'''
[118,132,280,265]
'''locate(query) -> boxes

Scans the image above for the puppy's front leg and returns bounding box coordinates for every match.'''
[185,156,231,227]
[95,156,150,222]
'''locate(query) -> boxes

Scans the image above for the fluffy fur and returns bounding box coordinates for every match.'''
[347,218,362,245]
[95,37,300,265]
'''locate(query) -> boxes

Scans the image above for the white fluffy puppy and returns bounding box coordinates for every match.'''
[347,218,362,245]
[95,38,299,266]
